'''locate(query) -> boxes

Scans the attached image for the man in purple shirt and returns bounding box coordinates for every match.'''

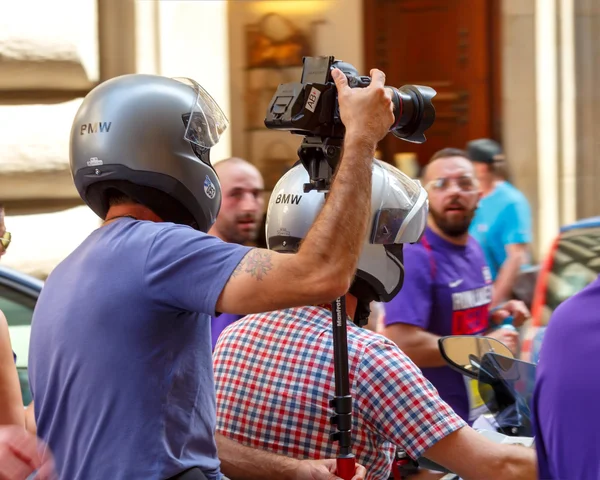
[532,275,600,479]
[208,157,265,349]
[383,148,529,423]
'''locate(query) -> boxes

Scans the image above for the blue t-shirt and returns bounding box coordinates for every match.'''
[532,275,600,479]
[469,181,532,279]
[28,218,250,480]
[383,227,492,422]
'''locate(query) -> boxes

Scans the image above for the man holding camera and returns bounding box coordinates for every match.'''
[214,155,536,480]
[27,68,388,480]
[382,148,529,425]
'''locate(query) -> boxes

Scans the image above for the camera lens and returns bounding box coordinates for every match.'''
[387,85,436,144]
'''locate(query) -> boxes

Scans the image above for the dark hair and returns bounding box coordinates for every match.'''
[421,148,472,182]
[105,189,136,208]
[489,154,512,182]
[429,148,471,162]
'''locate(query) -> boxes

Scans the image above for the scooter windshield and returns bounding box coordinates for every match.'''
[477,352,537,437]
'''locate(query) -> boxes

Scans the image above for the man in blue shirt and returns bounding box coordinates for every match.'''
[27,69,389,480]
[532,276,600,479]
[208,157,264,349]
[467,139,533,307]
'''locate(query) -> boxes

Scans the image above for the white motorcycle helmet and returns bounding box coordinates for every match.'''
[265,159,428,324]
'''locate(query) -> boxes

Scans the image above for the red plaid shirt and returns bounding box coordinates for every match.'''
[214,306,465,480]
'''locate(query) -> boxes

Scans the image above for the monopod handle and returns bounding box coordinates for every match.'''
[336,454,356,480]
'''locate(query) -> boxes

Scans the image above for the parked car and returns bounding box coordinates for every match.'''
[521,216,600,362]
[0,265,43,405]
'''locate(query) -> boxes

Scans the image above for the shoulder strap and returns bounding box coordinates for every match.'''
[420,235,436,280]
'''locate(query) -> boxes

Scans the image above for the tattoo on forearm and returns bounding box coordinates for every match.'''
[232,249,273,281]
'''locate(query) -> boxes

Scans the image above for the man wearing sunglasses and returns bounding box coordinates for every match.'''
[0,205,54,480]
[382,148,529,425]
[0,203,24,429]
[0,205,38,431]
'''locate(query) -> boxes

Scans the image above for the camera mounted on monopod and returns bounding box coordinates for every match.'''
[264,55,437,193]
[264,56,437,480]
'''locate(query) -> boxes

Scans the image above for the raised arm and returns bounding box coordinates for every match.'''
[216,69,395,315]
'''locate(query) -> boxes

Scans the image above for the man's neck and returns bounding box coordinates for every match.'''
[480,178,501,197]
[104,204,163,225]
[318,294,358,320]
[207,226,227,242]
[427,218,469,246]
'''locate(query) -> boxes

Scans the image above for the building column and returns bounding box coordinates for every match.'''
[101,0,233,161]
[574,0,600,219]
[502,0,578,259]
[501,0,543,257]
[534,0,560,250]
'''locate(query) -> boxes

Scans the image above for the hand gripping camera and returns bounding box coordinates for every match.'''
[264,55,436,192]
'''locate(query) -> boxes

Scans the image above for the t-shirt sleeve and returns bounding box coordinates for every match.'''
[383,246,433,329]
[501,199,532,245]
[144,225,251,315]
[355,339,466,460]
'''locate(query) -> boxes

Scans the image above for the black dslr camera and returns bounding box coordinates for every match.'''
[264,56,436,191]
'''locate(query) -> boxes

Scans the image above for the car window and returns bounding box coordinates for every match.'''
[0,283,35,403]
[543,226,600,325]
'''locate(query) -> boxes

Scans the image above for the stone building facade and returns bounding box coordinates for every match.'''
[1,0,598,278]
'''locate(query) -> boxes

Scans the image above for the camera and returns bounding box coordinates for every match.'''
[264,55,436,142]
[263,56,437,191]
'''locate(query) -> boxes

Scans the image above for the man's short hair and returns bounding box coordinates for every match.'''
[429,148,471,162]
[466,138,511,181]
[421,148,472,182]
[213,156,251,169]
[106,189,136,208]
[466,138,502,164]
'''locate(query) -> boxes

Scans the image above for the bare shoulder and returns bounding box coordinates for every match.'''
[231,248,275,281]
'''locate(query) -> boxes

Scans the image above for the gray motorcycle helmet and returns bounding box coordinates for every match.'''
[70,74,229,232]
[266,160,428,307]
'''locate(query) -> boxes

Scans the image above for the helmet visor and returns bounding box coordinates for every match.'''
[174,77,229,149]
[371,161,427,244]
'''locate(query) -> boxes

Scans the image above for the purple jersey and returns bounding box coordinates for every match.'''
[211,313,243,350]
[532,275,600,479]
[384,227,492,422]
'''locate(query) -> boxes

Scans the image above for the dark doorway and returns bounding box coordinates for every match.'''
[364,0,502,171]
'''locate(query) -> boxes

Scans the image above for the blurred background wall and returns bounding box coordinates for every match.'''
[1,0,599,278]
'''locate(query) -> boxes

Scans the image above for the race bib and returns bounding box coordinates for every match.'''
[464,376,488,422]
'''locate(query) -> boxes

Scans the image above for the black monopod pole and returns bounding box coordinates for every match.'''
[329,296,355,480]
[298,141,355,479]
